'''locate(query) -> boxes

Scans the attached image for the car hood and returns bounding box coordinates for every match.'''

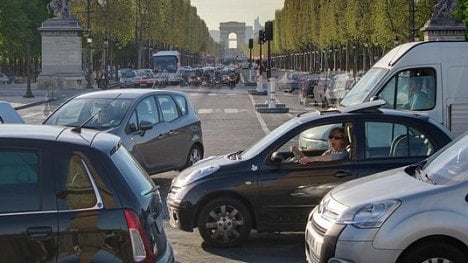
[173,153,239,187]
[329,167,435,207]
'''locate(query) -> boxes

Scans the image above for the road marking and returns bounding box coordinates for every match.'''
[23,112,43,118]
[248,94,270,135]
[198,108,241,114]
[224,108,238,113]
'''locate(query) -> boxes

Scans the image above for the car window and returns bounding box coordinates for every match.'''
[0,150,40,213]
[277,122,351,163]
[365,122,434,159]
[174,94,188,115]
[378,68,436,110]
[136,96,160,125]
[55,153,99,210]
[157,95,180,122]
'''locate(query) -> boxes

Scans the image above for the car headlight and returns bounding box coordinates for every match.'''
[335,200,401,228]
[181,165,219,186]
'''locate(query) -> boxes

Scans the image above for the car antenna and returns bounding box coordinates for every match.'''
[71,93,122,133]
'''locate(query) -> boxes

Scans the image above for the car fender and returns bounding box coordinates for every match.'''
[373,209,468,250]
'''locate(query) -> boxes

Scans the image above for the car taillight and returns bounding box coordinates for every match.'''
[124,209,154,263]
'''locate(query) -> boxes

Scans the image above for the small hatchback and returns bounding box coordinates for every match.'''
[167,100,453,248]
[0,124,174,262]
[43,89,204,174]
[306,132,468,263]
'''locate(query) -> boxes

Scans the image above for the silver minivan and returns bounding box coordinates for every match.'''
[305,132,468,263]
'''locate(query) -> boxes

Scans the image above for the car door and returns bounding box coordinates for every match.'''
[155,94,187,168]
[125,95,167,172]
[0,146,58,262]
[355,117,438,177]
[54,150,126,262]
[256,121,358,231]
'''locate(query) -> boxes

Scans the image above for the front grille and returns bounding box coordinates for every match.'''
[167,185,181,199]
[312,219,327,236]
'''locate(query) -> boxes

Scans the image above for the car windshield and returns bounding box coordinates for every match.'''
[241,117,303,160]
[418,133,468,185]
[44,98,132,130]
[340,68,388,107]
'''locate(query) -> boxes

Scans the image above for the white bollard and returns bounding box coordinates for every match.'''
[268,78,277,108]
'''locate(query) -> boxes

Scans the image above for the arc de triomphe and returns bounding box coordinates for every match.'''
[219,22,246,62]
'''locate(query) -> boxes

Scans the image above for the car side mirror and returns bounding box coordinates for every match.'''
[270,152,284,165]
[139,120,154,136]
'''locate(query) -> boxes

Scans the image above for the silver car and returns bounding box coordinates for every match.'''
[43,89,203,174]
[305,132,468,263]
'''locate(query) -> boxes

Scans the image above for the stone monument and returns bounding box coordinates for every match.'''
[421,0,466,41]
[37,0,86,90]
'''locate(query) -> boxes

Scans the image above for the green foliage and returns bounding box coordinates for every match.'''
[272,0,468,55]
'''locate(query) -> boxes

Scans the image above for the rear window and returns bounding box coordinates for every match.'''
[111,146,155,196]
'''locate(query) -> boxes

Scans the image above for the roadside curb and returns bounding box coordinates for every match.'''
[14,98,58,110]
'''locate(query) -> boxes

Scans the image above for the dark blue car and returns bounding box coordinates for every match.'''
[167,100,454,248]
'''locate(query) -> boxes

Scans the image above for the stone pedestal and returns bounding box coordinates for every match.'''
[38,18,85,90]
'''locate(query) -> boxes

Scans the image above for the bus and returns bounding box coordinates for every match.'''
[152,51,180,73]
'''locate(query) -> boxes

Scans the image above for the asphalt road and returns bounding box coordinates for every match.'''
[16,83,318,263]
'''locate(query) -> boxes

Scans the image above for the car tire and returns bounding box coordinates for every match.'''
[398,241,468,263]
[183,144,203,169]
[197,197,252,248]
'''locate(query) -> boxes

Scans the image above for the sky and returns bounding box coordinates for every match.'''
[190,0,285,31]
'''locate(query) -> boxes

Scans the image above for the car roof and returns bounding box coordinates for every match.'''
[296,100,450,132]
[73,89,187,100]
[0,101,25,124]
[0,124,121,153]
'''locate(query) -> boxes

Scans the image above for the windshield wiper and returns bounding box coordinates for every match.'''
[143,185,160,196]
[228,150,243,160]
[71,94,122,133]
[424,173,436,185]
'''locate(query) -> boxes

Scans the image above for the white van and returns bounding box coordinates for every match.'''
[341,41,468,137]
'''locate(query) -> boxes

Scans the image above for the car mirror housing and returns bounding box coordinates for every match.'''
[270,152,284,165]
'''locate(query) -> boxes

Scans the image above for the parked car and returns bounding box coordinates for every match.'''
[119,69,136,88]
[0,124,174,262]
[43,89,204,174]
[0,72,9,84]
[0,101,25,123]
[324,73,355,107]
[134,69,156,88]
[299,75,320,105]
[306,132,468,263]
[278,71,307,92]
[167,100,453,248]
[313,76,332,106]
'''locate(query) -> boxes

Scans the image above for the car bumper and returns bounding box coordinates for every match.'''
[156,241,175,263]
[167,200,196,232]
[305,221,401,263]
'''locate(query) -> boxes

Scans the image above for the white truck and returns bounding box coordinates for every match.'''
[341,41,468,137]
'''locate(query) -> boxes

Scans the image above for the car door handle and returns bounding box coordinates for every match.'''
[168,130,175,135]
[27,226,52,240]
[334,171,353,178]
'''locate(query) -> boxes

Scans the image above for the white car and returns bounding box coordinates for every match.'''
[0,73,9,84]
[0,101,25,123]
[305,132,468,263]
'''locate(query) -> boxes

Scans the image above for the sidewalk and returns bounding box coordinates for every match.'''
[0,82,110,109]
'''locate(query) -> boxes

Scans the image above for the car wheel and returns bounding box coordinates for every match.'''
[197,197,252,248]
[184,144,203,169]
[398,241,468,263]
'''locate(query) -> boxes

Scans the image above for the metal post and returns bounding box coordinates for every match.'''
[409,0,415,42]
[86,0,93,88]
[24,40,34,98]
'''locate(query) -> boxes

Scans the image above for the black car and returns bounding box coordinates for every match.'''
[0,124,174,262]
[167,100,454,247]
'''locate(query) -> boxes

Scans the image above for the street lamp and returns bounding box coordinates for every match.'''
[104,38,109,74]
[86,33,93,88]
[23,39,34,98]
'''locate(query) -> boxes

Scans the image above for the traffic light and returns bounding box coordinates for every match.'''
[258,30,265,44]
[249,38,253,49]
[265,21,273,41]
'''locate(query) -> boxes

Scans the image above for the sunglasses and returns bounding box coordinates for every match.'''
[328,135,343,140]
